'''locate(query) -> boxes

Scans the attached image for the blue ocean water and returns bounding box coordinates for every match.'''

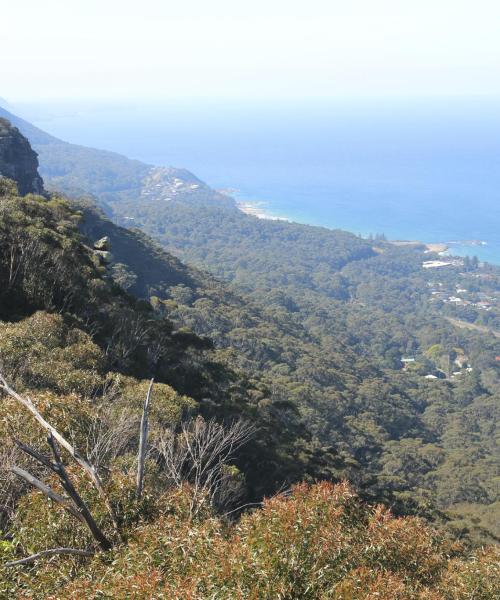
[21,97,500,264]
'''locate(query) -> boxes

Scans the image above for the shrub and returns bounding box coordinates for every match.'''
[54,482,495,600]
[0,312,104,395]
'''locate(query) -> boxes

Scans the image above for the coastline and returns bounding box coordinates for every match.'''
[235,199,494,261]
[391,241,449,254]
[21,100,500,267]
[236,200,291,222]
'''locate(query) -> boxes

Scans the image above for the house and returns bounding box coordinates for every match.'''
[401,357,416,370]
[423,260,452,269]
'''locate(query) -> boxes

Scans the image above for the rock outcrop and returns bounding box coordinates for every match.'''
[93,236,114,264]
[0,117,44,195]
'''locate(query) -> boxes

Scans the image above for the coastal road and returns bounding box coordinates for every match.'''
[445,317,500,339]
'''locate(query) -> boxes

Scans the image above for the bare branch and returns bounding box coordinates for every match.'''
[5,547,94,568]
[153,417,255,517]
[14,437,112,551]
[0,373,121,539]
[46,435,112,551]
[86,409,136,471]
[10,466,85,524]
[136,378,154,501]
[14,439,54,471]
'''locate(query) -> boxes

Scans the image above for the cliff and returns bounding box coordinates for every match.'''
[0,117,44,195]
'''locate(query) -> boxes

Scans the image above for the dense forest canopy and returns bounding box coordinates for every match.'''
[88,197,500,544]
[0,113,499,597]
[45,120,499,545]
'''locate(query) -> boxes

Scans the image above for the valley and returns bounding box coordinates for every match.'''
[0,110,499,598]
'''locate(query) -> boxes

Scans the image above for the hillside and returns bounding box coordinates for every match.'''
[0,106,149,207]
[1,109,499,544]
[0,106,230,211]
[81,201,500,543]
[0,118,499,597]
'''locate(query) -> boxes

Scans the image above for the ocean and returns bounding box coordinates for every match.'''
[19,97,500,264]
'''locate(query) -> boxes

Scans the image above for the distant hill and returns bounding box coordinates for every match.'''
[0,106,376,296]
[0,105,149,208]
[0,105,230,213]
[0,105,60,145]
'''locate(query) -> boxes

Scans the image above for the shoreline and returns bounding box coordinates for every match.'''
[391,240,449,254]
[236,199,493,260]
[236,200,291,222]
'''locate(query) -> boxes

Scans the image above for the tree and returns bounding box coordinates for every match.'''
[153,416,255,517]
[111,262,137,290]
[0,373,254,568]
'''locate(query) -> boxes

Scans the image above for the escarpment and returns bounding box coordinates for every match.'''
[0,117,44,195]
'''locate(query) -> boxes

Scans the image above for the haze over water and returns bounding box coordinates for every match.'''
[22,97,500,264]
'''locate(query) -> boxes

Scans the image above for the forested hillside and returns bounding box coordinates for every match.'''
[0,106,149,207]
[2,109,499,541]
[0,114,499,597]
[77,200,500,543]
[1,179,499,599]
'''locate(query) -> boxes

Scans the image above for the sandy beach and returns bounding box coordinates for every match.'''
[237,201,290,222]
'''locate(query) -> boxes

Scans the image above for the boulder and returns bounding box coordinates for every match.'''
[94,236,111,251]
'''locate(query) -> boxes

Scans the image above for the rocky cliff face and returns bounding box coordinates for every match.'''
[0,117,44,195]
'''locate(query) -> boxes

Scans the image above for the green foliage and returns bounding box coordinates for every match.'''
[110,262,137,290]
[97,190,500,543]
[64,192,500,543]
[0,177,18,197]
[108,375,197,431]
[3,175,498,544]
[0,187,321,517]
[0,111,499,595]
[6,482,497,599]
[0,191,98,318]
[112,196,374,296]
[0,312,104,395]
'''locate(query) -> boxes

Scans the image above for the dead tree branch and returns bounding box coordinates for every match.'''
[10,466,85,524]
[0,373,121,539]
[47,435,112,550]
[153,416,255,517]
[136,378,154,501]
[14,436,112,551]
[5,547,94,568]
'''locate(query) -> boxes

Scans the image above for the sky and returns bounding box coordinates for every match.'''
[2,0,500,101]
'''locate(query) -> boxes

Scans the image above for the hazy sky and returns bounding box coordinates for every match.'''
[2,0,500,100]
